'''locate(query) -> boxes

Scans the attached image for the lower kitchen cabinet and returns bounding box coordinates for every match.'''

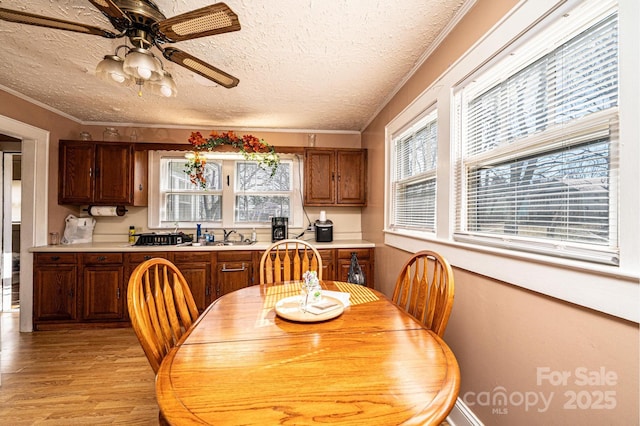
[82,253,124,321]
[336,248,375,288]
[169,251,213,313]
[318,249,335,281]
[215,251,254,299]
[33,253,78,326]
[32,245,374,329]
[124,252,168,320]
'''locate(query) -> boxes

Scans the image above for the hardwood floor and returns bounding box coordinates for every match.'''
[0,312,159,425]
[0,312,453,425]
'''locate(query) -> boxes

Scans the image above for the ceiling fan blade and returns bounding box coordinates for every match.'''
[162,47,239,88]
[0,7,118,38]
[155,3,240,43]
[87,0,131,26]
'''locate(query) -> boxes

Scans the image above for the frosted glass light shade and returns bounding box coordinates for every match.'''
[95,55,132,86]
[123,48,162,81]
[149,71,177,97]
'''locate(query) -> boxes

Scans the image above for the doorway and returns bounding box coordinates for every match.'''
[0,115,49,332]
[1,151,21,312]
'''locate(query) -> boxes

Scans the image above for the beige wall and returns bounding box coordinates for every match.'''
[0,90,80,236]
[0,90,362,241]
[362,0,639,424]
[2,0,638,422]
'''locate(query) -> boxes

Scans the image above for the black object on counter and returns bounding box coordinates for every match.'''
[271,217,288,242]
[315,220,333,242]
[134,232,192,246]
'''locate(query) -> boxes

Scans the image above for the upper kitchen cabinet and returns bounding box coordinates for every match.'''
[304,148,367,206]
[58,140,137,205]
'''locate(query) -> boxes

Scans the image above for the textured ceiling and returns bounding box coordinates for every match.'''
[0,0,466,131]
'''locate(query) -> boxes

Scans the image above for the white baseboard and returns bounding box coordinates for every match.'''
[447,398,483,426]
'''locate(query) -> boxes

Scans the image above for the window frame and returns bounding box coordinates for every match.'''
[388,106,438,235]
[148,151,303,230]
[383,0,639,323]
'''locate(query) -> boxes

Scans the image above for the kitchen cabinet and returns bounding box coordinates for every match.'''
[132,149,148,207]
[81,253,125,321]
[125,252,168,282]
[33,253,78,327]
[318,249,335,281]
[124,252,168,319]
[304,148,367,206]
[58,140,134,205]
[32,244,373,329]
[336,248,374,288]
[169,251,213,312]
[215,251,254,299]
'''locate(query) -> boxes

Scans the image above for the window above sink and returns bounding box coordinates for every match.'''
[147,151,304,230]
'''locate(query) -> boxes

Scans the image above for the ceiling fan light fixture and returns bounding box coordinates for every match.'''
[149,71,178,98]
[123,47,162,81]
[1,2,242,96]
[96,54,132,86]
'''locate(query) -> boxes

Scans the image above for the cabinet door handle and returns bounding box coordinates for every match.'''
[331,172,335,181]
[138,184,143,191]
[51,256,60,261]
[97,256,107,261]
[144,255,152,260]
[116,287,121,299]
[221,263,246,272]
[68,288,74,298]
[89,167,92,178]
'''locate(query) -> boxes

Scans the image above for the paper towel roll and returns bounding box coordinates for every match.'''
[319,210,326,222]
[88,206,126,216]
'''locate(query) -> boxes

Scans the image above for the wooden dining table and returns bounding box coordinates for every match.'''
[156,281,460,425]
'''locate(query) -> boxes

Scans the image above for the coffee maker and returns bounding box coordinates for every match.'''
[271,217,288,242]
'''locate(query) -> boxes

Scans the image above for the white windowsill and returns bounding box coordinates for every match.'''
[384,230,639,323]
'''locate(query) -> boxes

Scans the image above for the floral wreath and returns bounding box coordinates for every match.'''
[184,131,280,189]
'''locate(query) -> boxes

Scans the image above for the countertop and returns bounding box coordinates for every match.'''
[29,239,375,253]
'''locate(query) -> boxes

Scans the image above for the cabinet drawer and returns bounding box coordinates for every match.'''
[34,252,77,265]
[127,252,168,264]
[83,253,123,264]
[172,251,211,263]
[318,249,335,261]
[217,250,253,262]
[337,248,371,260]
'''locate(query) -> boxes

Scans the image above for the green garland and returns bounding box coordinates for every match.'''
[185,131,280,189]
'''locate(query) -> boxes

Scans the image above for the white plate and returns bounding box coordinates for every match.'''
[274,295,344,323]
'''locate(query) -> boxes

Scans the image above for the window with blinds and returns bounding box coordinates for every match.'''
[454,6,619,265]
[390,108,438,232]
[149,152,302,229]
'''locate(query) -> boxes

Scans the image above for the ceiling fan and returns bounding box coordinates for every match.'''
[0,0,241,90]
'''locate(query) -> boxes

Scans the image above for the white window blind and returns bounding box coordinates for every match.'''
[454,7,619,265]
[390,108,437,231]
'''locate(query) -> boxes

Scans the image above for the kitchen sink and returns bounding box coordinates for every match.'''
[211,240,256,246]
[177,240,256,247]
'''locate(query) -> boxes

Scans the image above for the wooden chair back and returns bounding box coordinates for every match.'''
[392,250,455,337]
[259,239,323,284]
[127,257,199,374]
